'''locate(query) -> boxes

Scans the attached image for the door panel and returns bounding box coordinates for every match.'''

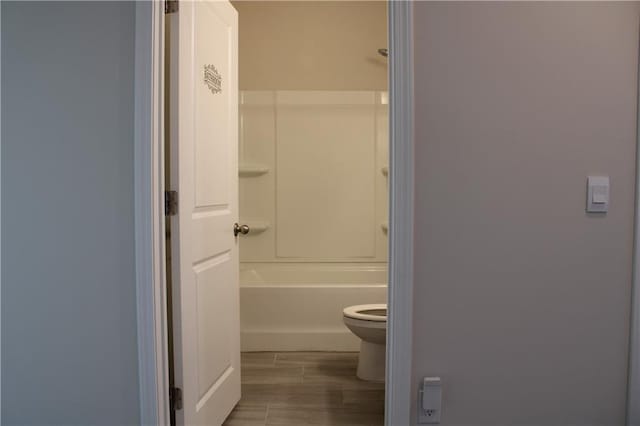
[169,1,240,424]
[194,5,231,208]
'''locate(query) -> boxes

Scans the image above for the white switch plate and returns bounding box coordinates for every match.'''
[586,176,609,213]
[418,377,442,424]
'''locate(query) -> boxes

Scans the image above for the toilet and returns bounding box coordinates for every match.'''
[342,304,387,382]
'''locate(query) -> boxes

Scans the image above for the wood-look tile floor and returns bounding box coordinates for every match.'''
[222,352,385,426]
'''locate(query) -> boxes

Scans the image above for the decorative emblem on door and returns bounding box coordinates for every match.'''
[204,64,222,94]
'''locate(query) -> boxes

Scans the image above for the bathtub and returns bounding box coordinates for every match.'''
[240,263,388,351]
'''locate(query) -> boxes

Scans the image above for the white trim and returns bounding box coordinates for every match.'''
[385,1,414,425]
[627,32,640,426]
[135,2,170,425]
[0,1,3,420]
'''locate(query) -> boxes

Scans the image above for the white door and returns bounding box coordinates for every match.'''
[169,1,240,424]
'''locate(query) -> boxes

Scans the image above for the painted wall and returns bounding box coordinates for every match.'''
[231,1,387,91]
[412,2,638,425]
[1,2,140,424]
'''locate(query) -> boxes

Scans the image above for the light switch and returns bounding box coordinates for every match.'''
[592,187,607,204]
[587,176,609,213]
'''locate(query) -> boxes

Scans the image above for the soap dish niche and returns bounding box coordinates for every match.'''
[239,164,269,177]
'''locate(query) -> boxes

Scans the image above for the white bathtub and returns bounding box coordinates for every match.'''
[240,263,388,351]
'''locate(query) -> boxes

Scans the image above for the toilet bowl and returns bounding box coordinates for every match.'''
[343,304,387,382]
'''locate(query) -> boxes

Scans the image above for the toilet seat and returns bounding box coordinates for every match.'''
[343,304,387,322]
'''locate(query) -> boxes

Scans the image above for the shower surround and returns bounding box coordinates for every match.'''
[239,91,388,351]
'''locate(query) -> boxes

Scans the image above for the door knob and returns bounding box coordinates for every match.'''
[234,223,250,236]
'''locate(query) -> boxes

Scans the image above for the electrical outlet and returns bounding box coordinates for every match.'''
[418,403,442,423]
[418,377,442,424]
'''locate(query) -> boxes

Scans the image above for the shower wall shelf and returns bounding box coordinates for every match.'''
[242,220,270,235]
[239,164,269,177]
[381,222,388,234]
[381,166,388,177]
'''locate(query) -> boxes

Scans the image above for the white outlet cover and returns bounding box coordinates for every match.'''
[418,377,442,424]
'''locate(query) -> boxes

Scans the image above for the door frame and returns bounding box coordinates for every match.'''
[134,2,170,424]
[133,1,415,424]
[627,26,640,424]
[385,1,414,425]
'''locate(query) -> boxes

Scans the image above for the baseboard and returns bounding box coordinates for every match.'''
[241,330,360,352]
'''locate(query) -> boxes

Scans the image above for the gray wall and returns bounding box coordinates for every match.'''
[412,2,638,425]
[1,2,140,424]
